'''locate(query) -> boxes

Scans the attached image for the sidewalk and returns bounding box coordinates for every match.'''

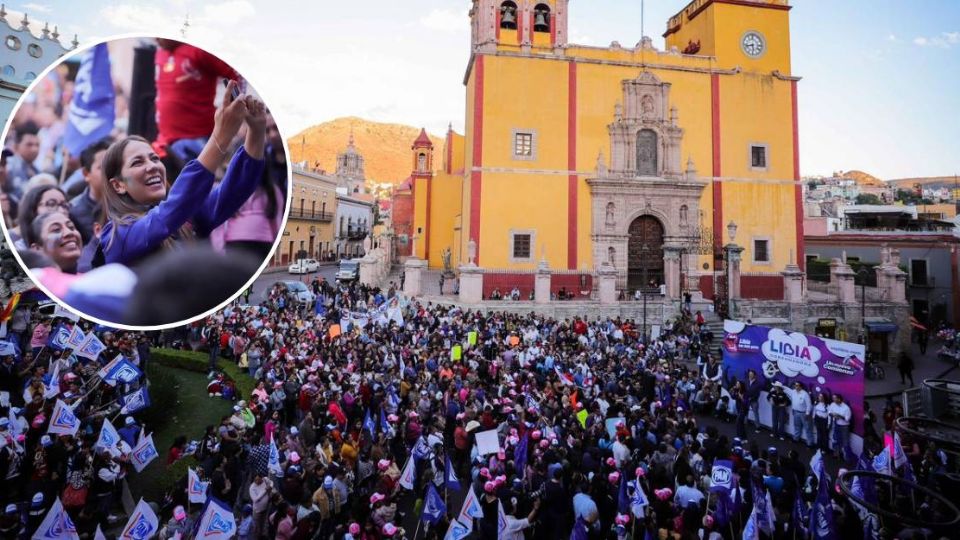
[864,341,957,398]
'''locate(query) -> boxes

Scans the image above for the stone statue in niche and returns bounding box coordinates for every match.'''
[608,246,616,266]
[641,94,655,118]
[679,204,688,227]
[605,202,615,226]
[636,129,657,176]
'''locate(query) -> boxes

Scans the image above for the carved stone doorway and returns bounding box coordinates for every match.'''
[627,215,664,290]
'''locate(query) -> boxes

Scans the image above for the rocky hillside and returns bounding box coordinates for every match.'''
[840,170,884,186]
[288,117,445,186]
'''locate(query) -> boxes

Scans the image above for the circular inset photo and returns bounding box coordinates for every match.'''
[0,36,290,329]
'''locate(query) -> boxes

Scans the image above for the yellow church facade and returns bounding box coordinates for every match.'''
[412,0,802,300]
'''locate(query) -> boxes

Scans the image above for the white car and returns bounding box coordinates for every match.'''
[288,259,320,274]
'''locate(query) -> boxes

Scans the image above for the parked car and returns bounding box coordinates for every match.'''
[336,259,360,283]
[288,258,320,274]
[274,280,315,309]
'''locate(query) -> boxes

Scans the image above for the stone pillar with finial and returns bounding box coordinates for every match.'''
[781,249,805,303]
[535,247,551,304]
[458,238,483,303]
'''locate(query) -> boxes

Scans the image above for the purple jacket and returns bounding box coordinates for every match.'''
[99,146,264,266]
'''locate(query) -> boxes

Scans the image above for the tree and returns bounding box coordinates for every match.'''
[855,193,882,205]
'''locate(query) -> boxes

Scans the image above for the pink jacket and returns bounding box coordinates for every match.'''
[210,184,285,250]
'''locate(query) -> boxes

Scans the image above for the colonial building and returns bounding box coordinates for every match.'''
[0,7,75,122]
[275,164,339,266]
[411,0,804,303]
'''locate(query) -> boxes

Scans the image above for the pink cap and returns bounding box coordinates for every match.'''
[382,523,398,537]
[377,459,391,471]
[289,452,301,463]
[480,467,491,479]
[173,506,186,521]
[484,481,496,493]
[608,472,620,484]
[495,475,507,485]
[539,440,549,449]
[606,457,616,467]
[388,414,399,422]
[635,467,646,478]
[531,430,542,440]
[703,515,715,528]
[615,514,630,526]
[349,523,361,535]
[370,493,386,505]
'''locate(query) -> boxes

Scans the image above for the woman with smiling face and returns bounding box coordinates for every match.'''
[97,80,265,267]
[10,185,73,249]
[26,212,83,273]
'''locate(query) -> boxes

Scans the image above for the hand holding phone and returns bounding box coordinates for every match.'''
[223,78,241,100]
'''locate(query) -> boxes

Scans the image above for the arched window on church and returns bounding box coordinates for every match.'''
[418,153,427,172]
[500,1,518,30]
[533,4,551,33]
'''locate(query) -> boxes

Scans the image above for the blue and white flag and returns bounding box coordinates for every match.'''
[872,449,892,475]
[398,457,416,490]
[792,492,809,538]
[268,438,283,476]
[630,479,649,518]
[380,409,391,435]
[119,498,158,540]
[457,485,483,523]
[891,432,909,469]
[43,363,60,400]
[47,399,80,437]
[121,386,151,414]
[752,480,775,535]
[65,326,85,350]
[195,497,236,540]
[94,524,106,540]
[810,468,836,540]
[422,483,447,525]
[514,433,528,480]
[742,511,759,540]
[443,520,472,540]
[53,305,80,323]
[95,418,121,452]
[363,409,376,436]
[76,333,107,361]
[63,43,115,157]
[47,325,71,351]
[187,467,209,504]
[130,432,158,473]
[0,341,15,357]
[104,357,142,386]
[710,460,734,494]
[31,497,79,540]
[445,454,461,491]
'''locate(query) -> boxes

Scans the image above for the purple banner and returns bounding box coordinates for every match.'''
[722,321,866,435]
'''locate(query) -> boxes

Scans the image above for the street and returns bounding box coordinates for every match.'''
[248,264,339,305]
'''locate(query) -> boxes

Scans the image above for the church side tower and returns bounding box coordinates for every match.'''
[470,0,568,53]
[335,130,366,194]
[411,129,434,261]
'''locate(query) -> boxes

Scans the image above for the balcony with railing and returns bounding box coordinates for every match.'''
[340,227,369,241]
[289,209,333,222]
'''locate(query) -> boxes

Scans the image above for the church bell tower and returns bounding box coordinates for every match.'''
[470,0,569,53]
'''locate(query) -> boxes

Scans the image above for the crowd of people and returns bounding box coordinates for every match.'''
[1,38,288,326]
[139,277,958,540]
[0,286,156,538]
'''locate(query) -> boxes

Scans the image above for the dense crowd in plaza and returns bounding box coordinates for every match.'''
[131,277,954,540]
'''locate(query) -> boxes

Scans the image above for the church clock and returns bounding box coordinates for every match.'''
[741,31,765,58]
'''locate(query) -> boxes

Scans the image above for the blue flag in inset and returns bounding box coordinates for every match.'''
[63,43,115,157]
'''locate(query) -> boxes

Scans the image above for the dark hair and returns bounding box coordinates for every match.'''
[80,138,113,173]
[26,212,64,248]
[17,185,66,242]
[14,121,38,144]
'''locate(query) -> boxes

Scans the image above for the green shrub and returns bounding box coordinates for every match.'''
[151,348,256,400]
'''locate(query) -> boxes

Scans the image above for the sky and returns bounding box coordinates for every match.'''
[4,0,959,179]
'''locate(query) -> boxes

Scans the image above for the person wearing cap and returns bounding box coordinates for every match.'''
[25,492,46,534]
[159,505,193,539]
[313,474,343,539]
[0,502,21,537]
[370,493,397,530]
[767,381,790,441]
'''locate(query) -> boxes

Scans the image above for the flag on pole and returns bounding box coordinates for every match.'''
[380,409,391,435]
[443,520,472,540]
[119,498,159,540]
[709,460,734,494]
[513,433,528,480]
[187,467,209,504]
[53,305,80,323]
[0,293,20,322]
[75,332,107,361]
[95,418,121,452]
[445,454,462,491]
[65,326,85,349]
[629,478,649,519]
[792,492,810,538]
[363,409,375,436]
[103,357,142,385]
[194,497,237,539]
[617,472,630,515]
[47,399,80,437]
[268,438,283,476]
[120,386,151,414]
[890,432,909,469]
[398,457,416,490]
[31,497,79,540]
[457,485,483,523]
[570,517,589,540]
[43,363,60,399]
[96,354,122,381]
[130,433,158,472]
[94,524,106,540]
[810,467,836,540]
[496,500,508,539]
[63,43,115,157]
[46,325,71,351]
[421,483,447,525]
[751,479,775,535]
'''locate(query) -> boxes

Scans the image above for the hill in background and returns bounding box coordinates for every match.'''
[288,117,445,187]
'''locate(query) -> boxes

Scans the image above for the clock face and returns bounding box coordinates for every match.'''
[741,31,765,58]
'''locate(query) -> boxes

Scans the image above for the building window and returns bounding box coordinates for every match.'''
[509,229,536,262]
[910,259,929,286]
[753,238,770,263]
[511,129,538,161]
[749,143,769,171]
